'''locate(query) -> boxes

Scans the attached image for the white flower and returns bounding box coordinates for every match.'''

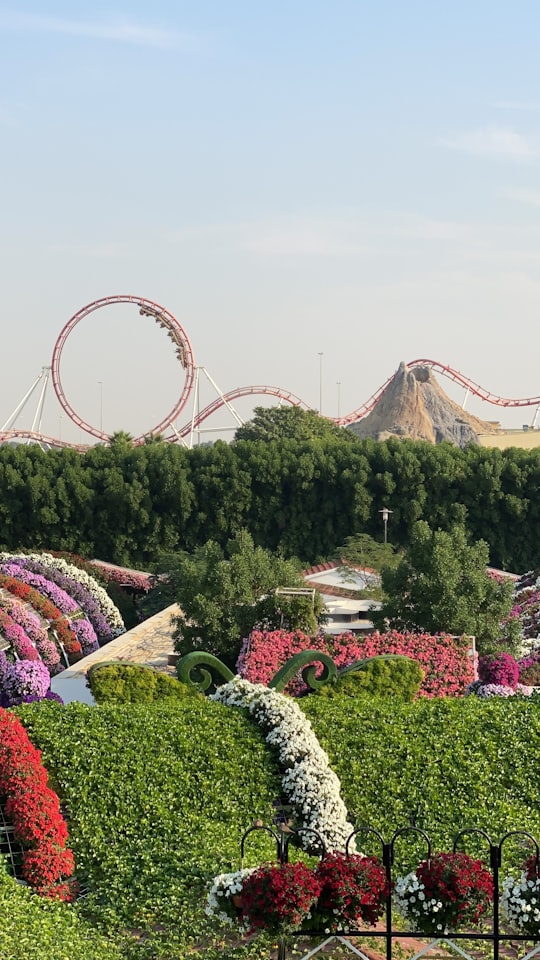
[212,676,356,854]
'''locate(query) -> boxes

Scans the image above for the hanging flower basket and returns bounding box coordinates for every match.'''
[394,852,494,936]
[205,868,256,930]
[312,852,391,931]
[239,861,323,934]
[501,857,540,939]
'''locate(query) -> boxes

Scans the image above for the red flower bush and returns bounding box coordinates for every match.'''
[238,629,474,697]
[314,853,391,928]
[395,852,494,935]
[240,861,322,933]
[0,708,76,899]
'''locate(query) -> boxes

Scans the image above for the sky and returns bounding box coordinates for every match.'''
[2,1,540,443]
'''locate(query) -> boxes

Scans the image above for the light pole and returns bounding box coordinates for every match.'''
[98,381,103,434]
[336,381,341,419]
[318,352,323,414]
[379,506,392,544]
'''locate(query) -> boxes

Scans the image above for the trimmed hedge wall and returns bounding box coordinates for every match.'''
[301,695,540,868]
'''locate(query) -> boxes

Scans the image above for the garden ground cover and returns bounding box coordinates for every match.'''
[7,694,540,959]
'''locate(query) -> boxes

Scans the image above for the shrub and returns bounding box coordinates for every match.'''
[317,655,424,702]
[87,662,200,703]
[478,653,519,689]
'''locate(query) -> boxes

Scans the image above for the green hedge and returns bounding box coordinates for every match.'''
[87,662,201,703]
[16,700,280,945]
[317,655,424,702]
[0,870,121,960]
[301,695,540,868]
[13,694,540,957]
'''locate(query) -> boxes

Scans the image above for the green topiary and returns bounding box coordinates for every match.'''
[87,662,200,703]
[316,654,424,702]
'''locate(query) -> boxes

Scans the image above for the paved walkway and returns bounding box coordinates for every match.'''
[50,604,181,705]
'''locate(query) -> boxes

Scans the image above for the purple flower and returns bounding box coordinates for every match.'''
[71,618,99,655]
[478,653,519,689]
[6,659,50,699]
[0,563,79,613]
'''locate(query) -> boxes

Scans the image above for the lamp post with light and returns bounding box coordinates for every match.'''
[379,506,392,544]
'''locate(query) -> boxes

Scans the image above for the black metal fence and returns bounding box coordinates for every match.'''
[240,823,540,960]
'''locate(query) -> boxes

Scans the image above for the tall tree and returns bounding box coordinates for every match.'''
[371,521,518,654]
[166,529,324,667]
[234,405,353,442]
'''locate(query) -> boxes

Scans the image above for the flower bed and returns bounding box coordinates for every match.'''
[238,629,474,697]
[206,853,390,936]
[212,676,355,852]
[0,575,81,663]
[7,556,119,642]
[0,594,61,669]
[0,553,125,640]
[501,856,540,938]
[0,608,38,661]
[0,707,75,898]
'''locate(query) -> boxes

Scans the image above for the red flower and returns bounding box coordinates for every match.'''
[314,853,391,928]
[0,708,75,900]
[241,862,322,933]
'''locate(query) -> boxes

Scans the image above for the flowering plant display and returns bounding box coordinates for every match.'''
[5,554,121,641]
[205,868,256,929]
[237,629,474,698]
[501,856,540,938]
[212,677,355,853]
[393,852,494,936]
[313,852,391,930]
[0,574,81,662]
[240,861,323,934]
[0,658,51,706]
[0,707,76,898]
[466,680,536,699]
[6,553,126,640]
[0,609,39,661]
[478,653,519,689]
[0,552,125,639]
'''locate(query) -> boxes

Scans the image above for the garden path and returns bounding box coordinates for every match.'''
[50,603,181,704]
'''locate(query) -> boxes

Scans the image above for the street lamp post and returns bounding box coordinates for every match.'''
[318,352,323,414]
[98,381,103,434]
[336,381,341,419]
[379,506,392,544]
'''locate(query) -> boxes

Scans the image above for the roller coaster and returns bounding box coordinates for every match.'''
[1,295,539,449]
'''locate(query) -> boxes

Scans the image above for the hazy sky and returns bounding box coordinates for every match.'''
[2,1,540,443]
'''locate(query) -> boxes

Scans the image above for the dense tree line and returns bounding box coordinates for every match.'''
[0,435,539,571]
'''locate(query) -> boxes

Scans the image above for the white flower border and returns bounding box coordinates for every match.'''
[211,676,356,854]
[0,552,125,637]
[205,868,255,930]
[501,871,540,935]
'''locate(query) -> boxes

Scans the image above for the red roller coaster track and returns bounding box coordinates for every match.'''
[1,294,539,449]
[334,359,540,427]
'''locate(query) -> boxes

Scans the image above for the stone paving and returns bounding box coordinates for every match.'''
[50,604,181,705]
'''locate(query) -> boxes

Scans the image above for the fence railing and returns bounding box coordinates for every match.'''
[240,822,540,960]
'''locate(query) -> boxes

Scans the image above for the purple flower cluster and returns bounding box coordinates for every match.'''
[0,658,50,706]
[0,594,60,665]
[11,557,115,642]
[71,618,99,656]
[0,562,79,613]
[478,653,519,689]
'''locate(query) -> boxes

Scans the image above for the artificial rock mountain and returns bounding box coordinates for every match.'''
[347,362,499,447]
